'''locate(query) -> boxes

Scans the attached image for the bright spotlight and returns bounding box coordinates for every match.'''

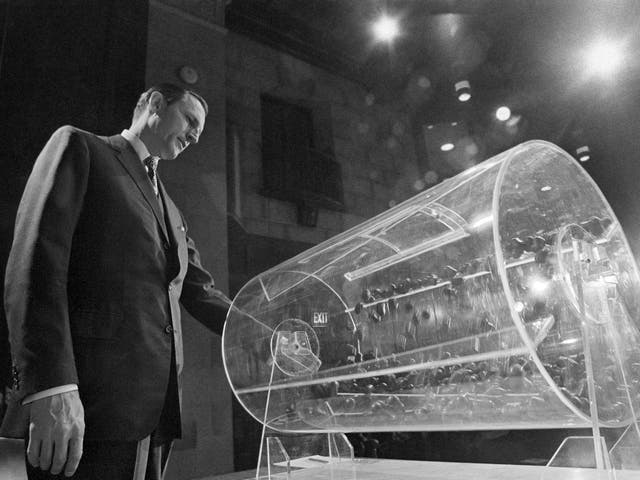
[586,40,623,77]
[372,15,399,42]
[496,106,511,122]
[440,143,455,152]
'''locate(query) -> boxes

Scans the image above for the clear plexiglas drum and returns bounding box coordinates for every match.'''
[223,140,640,434]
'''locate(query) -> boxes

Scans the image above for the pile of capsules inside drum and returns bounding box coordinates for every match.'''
[280,215,640,429]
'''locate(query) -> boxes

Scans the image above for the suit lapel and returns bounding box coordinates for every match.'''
[106,135,169,242]
[158,180,185,261]
[158,179,186,375]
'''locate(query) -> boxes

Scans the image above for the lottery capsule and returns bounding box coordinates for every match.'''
[480,317,496,331]
[328,381,339,397]
[509,364,524,377]
[469,259,482,273]
[343,397,356,411]
[535,247,550,265]
[354,328,364,342]
[387,297,398,312]
[458,262,471,275]
[440,265,458,280]
[424,275,438,286]
[530,235,546,252]
[362,289,375,303]
[510,238,526,258]
[545,232,557,245]
[354,302,364,314]
[362,351,376,362]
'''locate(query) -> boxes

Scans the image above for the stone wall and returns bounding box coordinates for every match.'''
[226,32,421,244]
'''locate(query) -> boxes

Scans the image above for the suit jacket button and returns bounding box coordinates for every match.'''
[165,325,174,334]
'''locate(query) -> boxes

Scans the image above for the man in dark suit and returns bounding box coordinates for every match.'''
[2,83,231,479]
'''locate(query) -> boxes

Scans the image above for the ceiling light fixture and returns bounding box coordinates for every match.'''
[576,145,591,162]
[440,143,455,152]
[455,80,471,102]
[496,106,511,121]
[372,15,399,43]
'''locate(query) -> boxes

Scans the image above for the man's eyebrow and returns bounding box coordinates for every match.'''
[186,114,199,128]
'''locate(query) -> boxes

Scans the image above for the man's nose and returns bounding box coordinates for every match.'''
[187,130,199,144]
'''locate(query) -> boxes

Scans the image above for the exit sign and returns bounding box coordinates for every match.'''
[312,312,329,326]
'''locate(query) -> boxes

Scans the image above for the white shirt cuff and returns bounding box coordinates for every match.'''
[21,385,79,405]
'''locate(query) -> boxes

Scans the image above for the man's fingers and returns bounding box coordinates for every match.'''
[64,437,84,477]
[38,436,53,471]
[26,430,41,468]
[50,436,69,475]
[27,392,85,475]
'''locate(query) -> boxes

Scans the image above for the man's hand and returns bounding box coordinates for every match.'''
[27,390,85,477]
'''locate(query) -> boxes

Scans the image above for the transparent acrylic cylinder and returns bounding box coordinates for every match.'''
[223,140,640,435]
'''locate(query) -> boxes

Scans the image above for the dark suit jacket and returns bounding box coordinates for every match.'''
[2,126,230,441]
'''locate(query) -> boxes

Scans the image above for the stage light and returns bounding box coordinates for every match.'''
[496,106,511,121]
[576,145,591,162]
[586,40,623,77]
[440,143,455,152]
[455,80,471,102]
[372,15,399,43]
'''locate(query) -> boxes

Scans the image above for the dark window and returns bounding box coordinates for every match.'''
[260,94,343,211]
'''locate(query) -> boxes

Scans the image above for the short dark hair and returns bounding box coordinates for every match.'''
[132,83,209,121]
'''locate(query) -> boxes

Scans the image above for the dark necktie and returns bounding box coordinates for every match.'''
[144,156,159,196]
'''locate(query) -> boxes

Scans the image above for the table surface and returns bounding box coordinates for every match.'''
[196,458,640,480]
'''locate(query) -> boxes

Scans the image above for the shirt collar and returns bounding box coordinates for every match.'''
[121,129,152,162]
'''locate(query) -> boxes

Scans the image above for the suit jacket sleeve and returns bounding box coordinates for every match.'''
[4,126,89,400]
[179,229,231,336]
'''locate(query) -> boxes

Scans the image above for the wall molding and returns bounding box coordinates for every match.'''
[150,0,227,35]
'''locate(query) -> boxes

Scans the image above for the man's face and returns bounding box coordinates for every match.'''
[149,93,206,160]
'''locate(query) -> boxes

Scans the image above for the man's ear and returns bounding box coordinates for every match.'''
[147,91,166,115]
